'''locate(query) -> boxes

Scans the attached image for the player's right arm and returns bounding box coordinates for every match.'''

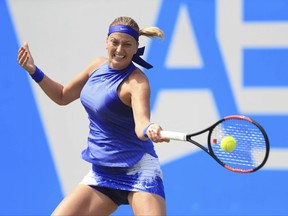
[17,42,106,105]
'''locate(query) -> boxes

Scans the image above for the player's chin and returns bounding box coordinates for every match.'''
[111,58,130,69]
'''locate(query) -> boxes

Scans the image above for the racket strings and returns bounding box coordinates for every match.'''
[210,119,267,171]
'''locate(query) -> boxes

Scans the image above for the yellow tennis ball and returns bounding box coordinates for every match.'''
[220,136,236,152]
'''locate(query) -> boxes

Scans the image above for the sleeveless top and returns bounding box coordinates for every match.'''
[80,61,157,167]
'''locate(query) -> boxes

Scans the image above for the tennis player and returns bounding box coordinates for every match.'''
[17,16,168,215]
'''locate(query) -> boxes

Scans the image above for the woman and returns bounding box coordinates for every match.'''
[18,16,168,215]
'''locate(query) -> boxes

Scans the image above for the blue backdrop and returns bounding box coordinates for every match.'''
[1,0,287,215]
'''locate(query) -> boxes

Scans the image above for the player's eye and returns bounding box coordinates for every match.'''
[111,39,119,46]
[124,43,132,47]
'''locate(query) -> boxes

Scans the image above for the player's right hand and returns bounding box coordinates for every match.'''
[17,42,36,74]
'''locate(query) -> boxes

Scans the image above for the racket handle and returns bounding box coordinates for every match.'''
[160,130,187,141]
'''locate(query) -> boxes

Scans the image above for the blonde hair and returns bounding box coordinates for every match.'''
[109,16,164,40]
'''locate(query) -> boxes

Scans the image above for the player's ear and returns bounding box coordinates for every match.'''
[105,36,109,49]
[134,42,139,54]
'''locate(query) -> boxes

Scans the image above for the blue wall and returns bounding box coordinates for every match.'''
[1,0,288,215]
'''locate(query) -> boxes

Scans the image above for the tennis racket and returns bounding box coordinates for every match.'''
[160,115,270,173]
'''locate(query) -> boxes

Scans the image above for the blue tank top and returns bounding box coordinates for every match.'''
[80,61,157,167]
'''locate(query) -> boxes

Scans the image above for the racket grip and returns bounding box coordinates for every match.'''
[160,130,187,141]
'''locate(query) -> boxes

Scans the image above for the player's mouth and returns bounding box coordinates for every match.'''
[113,54,125,60]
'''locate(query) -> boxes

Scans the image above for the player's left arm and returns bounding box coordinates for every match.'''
[128,69,163,141]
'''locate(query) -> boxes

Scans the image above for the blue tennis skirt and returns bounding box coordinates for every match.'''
[80,153,165,200]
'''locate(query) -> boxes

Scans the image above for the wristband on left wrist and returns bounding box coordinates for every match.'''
[143,123,154,138]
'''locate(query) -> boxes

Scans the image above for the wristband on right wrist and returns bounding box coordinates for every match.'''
[30,66,45,83]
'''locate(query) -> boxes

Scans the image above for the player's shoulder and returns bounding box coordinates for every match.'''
[127,67,150,91]
[91,57,107,68]
[129,67,148,82]
[86,57,108,75]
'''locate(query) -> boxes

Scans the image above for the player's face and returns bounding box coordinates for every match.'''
[106,33,138,70]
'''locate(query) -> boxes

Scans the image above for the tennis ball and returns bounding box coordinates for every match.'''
[220,136,236,152]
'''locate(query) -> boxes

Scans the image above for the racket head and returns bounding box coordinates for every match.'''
[208,115,270,173]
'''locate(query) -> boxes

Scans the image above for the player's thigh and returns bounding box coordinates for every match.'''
[51,184,118,216]
[128,191,166,216]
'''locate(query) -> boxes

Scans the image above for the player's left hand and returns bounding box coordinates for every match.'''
[147,123,170,143]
